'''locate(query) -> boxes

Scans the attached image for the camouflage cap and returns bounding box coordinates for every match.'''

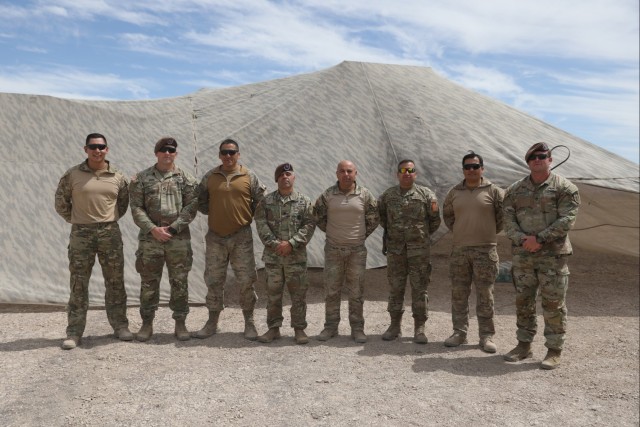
[525,142,550,162]
[154,137,178,153]
[274,162,294,181]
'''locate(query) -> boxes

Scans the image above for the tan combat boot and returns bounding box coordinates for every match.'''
[257,327,281,343]
[175,319,191,341]
[316,327,338,341]
[540,348,562,370]
[115,326,134,341]
[194,310,220,339]
[136,320,153,342]
[381,311,403,341]
[351,329,367,344]
[414,319,428,344]
[480,336,497,353]
[294,329,309,345]
[444,332,468,347]
[243,310,258,341]
[61,336,81,350]
[503,341,533,362]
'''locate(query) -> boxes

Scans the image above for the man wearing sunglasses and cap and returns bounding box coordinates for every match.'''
[254,163,316,344]
[442,151,504,353]
[195,138,266,341]
[129,137,199,342]
[503,142,580,370]
[378,159,441,344]
[55,133,133,349]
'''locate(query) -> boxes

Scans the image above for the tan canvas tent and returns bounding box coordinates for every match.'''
[1,61,637,305]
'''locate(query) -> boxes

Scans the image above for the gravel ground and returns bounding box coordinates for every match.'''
[1,236,638,426]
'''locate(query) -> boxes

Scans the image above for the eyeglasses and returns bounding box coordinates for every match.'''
[398,167,416,174]
[86,144,107,151]
[158,147,176,153]
[220,149,238,156]
[528,153,549,161]
[463,164,482,170]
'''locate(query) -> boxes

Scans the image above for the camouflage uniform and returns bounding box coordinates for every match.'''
[198,166,266,312]
[379,184,441,322]
[314,182,379,331]
[255,190,316,330]
[504,172,580,350]
[443,178,504,339]
[129,165,199,321]
[54,160,130,337]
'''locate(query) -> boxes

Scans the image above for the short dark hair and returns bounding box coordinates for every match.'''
[86,133,107,146]
[397,159,415,169]
[219,138,239,151]
[462,151,483,166]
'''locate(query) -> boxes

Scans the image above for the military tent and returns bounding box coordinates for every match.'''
[1,61,637,305]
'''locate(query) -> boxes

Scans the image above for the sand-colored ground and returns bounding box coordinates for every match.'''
[1,234,638,426]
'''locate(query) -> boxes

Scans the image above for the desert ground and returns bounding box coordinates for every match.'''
[1,234,638,426]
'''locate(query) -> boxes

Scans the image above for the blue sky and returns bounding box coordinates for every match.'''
[1,0,638,163]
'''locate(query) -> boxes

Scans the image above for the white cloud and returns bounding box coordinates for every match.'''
[0,66,151,99]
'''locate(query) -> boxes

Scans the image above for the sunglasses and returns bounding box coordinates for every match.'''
[86,144,107,151]
[158,146,176,153]
[398,167,416,174]
[528,153,550,161]
[220,149,238,156]
[463,164,482,170]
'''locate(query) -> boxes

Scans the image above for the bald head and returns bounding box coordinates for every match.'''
[336,160,357,192]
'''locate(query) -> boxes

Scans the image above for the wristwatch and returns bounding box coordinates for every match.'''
[168,227,177,236]
[535,234,545,244]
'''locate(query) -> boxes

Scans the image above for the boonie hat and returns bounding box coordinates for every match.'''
[274,163,294,182]
[525,142,550,162]
[154,137,178,153]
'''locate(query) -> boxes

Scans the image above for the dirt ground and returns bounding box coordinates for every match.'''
[1,234,638,426]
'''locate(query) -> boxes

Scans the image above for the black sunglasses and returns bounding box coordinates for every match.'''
[86,144,107,151]
[528,153,550,161]
[398,167,416,174]
[463,164,482,170]
[220,149,238,156]
[158,146,176,153]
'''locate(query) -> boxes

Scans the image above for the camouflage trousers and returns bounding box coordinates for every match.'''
[512,254,570,350]
[386,246,431,322]
[135,238,193,321]
[66,222,129,337]
[323,243,367,331]
[204,226,258,312]
[264,262,309,330]
[449,245,498,338]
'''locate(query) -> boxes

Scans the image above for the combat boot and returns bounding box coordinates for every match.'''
[444,332,467,347]
[194,310,220,339]
[61,336,81,350]
[174,319,190,341]
[294,329,309,345]
[503,341,533,362]
[316,327,338,341]
[136,320,153,342]
[243,310,258,341]
[115,326,134,341]
[540,348,562,370]
[480,336,497,353]
[257,327,281,343]
[351,329,367,344]
[381,311,403,341]
[413,319,428,344]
